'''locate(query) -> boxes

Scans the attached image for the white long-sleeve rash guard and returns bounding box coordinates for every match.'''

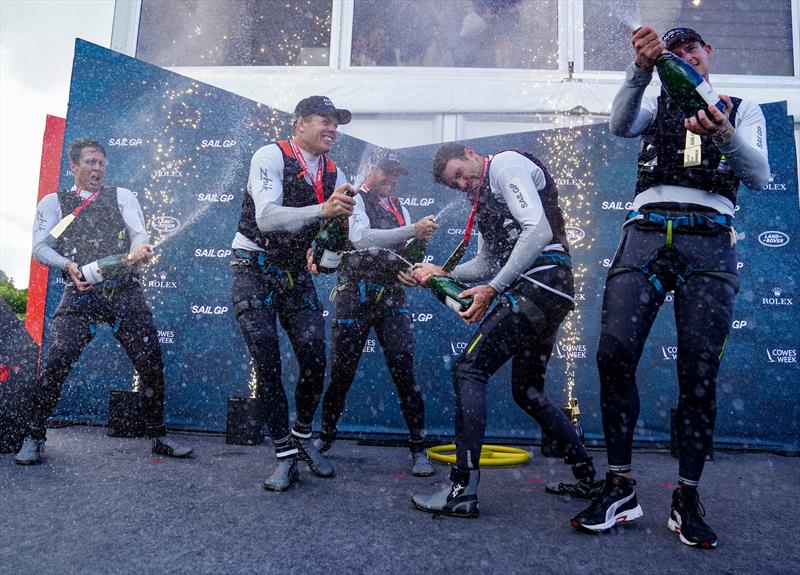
[609,63,770,215]
[450,151,556,294]
[32,186,149,270]
[231,142,349,251]
[347,192,415,249]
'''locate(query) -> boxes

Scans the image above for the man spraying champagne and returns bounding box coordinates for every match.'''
[570,27,770,549]
[410,143,600,517]
[16,138,193,465]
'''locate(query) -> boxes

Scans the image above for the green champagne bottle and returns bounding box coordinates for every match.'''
[403,237,427,266]
[655,50,725,117]
[313,190,355,274]
[79,253,131,284]
[428,276,473,313]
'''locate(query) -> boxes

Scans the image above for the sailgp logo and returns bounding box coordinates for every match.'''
[766,348,797,363]
[758,231,789,247]
[151,215,181,234]
[565,226,586,245]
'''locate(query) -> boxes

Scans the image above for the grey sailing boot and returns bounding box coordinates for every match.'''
[313,429,336,454]
[412,467,479,517]
[291,432,335,478]
[411,450,435,477]
[263,457,299,492]
[14,437,45,465]
[151,435,193,458]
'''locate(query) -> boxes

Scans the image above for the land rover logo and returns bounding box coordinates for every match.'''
[565,226,585,244]
[758,231,789,247]
[151,215,181,233]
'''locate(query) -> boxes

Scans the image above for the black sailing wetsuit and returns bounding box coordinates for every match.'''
[29,186,167,439]
[603,70,770,483]
[319,189,426,453]
[231,139,341,459]
[448,151,590,471]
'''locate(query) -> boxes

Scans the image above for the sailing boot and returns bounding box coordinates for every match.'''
[411,450,435,477]
[263,457,299,492]
[546,457,604,499]
[291,432,335,478]
[412,467,479,517]
[14,437,45,465]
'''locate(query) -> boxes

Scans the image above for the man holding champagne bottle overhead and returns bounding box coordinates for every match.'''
[410,143,601,517]
[15,137,193,465]
[231,96,354,491]
[314,149,438,476]
[570,27,769,548]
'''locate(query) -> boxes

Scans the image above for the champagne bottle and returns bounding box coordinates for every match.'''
[428,276,473,313]
[313,190,354,274]
[403,237,427,266]
[655,50,725,117]
[80,253,132,284]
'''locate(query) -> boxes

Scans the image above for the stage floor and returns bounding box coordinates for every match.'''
[2,425,798,574]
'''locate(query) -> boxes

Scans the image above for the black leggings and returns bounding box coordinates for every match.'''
[598,223,737,482]
[29,282,166,438]
[232,264,326,443]
[321,283,425,451]
[453,267,587,470]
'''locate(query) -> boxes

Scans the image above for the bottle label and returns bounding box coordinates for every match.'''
[694,80,722,109]
[80,261,104,284]
[444,296,462,313]
[320,249,343,269]
[683,130,702,167]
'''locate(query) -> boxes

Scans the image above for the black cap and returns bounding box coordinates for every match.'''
[294,96,351,125]
[375,150,408,175]
[662,27,705,50]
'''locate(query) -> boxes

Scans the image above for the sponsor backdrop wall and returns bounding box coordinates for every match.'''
[42,40,799,451]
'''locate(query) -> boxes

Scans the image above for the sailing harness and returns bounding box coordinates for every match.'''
[231,248,320,317]
[607,209,740,295]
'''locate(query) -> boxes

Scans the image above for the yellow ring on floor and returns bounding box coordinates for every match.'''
[426,444,531,466]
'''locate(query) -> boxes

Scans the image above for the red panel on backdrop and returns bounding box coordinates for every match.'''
[25,115,65,346]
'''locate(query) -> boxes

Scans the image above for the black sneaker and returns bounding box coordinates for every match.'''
[667,487,718,549]
[571,472,643,533]
[546,477,604,499]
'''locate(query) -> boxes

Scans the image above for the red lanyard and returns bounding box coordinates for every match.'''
[360,185,405,227]
[71,186,102,216]
[290,138,325,204]
[462,156,489,242]
[379,197,405,226]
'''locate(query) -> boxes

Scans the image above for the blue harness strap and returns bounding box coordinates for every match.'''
[626,210,732,230]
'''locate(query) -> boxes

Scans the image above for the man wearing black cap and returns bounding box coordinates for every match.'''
[231,95,355,491]
[571,27,769,548]
[313,148,439,476]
